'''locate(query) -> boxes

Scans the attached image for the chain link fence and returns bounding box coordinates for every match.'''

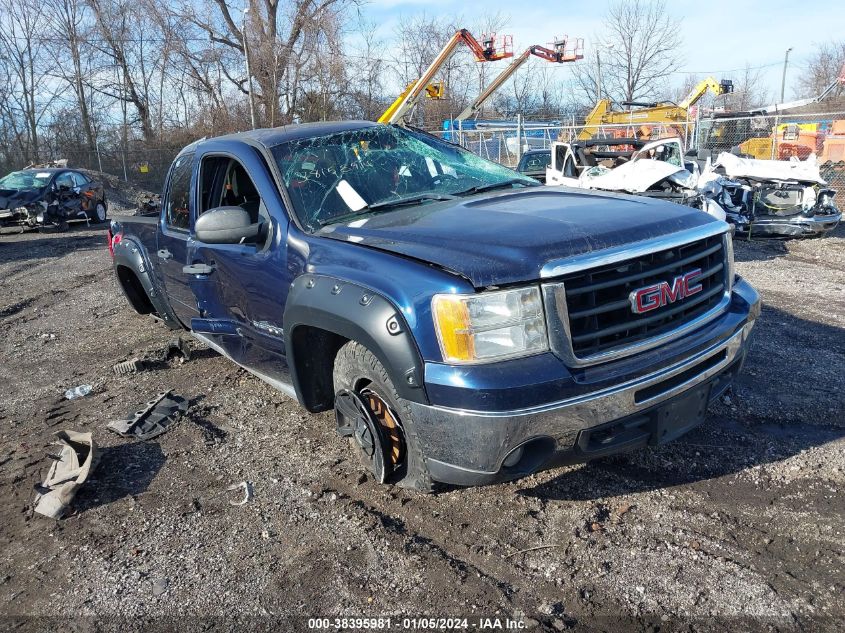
[433,112,845,191]
[66,146,182,192]
[22,111,844,196]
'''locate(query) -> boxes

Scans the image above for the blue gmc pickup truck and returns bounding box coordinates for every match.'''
[108,121,760,491]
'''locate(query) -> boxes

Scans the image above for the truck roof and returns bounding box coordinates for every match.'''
[181,121,378,156]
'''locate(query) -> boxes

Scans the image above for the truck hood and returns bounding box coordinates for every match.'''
[317,187,718,287]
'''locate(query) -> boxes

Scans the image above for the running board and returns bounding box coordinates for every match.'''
[191,332,298,400]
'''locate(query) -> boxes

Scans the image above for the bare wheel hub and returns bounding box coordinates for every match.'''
[335,387,405,483]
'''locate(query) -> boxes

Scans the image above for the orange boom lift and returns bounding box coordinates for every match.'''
[379,29,513,125]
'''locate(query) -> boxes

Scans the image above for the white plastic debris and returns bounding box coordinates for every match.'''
[227,481,254,506]
[64,385,92,400]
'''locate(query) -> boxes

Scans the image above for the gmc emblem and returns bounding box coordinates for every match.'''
[628,269,703,314]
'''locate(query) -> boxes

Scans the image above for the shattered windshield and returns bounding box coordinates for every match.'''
[271,125,537,230]
[0,170,52,191]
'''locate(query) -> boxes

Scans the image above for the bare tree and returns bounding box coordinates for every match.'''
[571,0,682,108]
[391,13,463,126]
[346,18,386,120]
[178,0,355,127]
[85,0,160,139]
[0,0,58,162]
[492,61,539,117]
[721,64,771,111]
[45,0,97,150]
[797,41,845,99]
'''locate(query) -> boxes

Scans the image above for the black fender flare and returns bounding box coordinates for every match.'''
[283,274,428,409]
[112,236,182,330]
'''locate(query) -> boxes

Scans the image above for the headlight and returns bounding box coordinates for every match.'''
[724,230,735,291]
[432,287,548,364]
[13,206,28,215]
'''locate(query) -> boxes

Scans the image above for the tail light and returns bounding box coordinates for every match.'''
[108,220,122,257]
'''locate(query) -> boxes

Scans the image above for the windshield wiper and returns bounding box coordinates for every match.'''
[452,178,539,197]
[366,192,457,211]
[316,193,457,227]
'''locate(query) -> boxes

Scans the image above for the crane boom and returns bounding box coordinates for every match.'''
[678,77,734,110]
[753,63,845,113]
[378,29,513,125]
[578,76,733,140]
[455,37,584,122]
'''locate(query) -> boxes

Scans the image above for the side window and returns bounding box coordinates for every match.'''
[71,172,89,186]
[164,153,194,231]
[563,155,577,178]
[54,172,75,189]
[222,160,263,224]
[197,156,263,225]
[198,156,229,215]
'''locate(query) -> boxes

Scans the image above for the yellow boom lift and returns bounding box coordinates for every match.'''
[378,29,513,125]
[455,37,584,122]
[578,76,734,140]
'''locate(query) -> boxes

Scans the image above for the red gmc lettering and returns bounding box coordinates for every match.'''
[634,284,662,313]
[629,269,703,314]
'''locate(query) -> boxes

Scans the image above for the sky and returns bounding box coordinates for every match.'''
[355,0,845,101]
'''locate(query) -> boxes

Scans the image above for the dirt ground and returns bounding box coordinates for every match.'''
[0,214,843,632]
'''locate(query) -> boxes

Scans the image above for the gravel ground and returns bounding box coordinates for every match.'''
[0,217,843,632]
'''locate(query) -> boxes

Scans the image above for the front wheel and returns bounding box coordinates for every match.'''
[332,341,432,492]
[90,200,107,224]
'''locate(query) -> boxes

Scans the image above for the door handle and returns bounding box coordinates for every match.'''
[157,249,172,260]
[183,263,215,275]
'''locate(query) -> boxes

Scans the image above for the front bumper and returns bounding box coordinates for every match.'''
[404,278,761,486]
[732,210,841,237]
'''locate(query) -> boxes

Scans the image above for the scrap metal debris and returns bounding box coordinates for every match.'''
[113,358,145,375]
[227,481,254,506]
[165,337,191,363]
[33,430,99,519]
[107,390,187,440]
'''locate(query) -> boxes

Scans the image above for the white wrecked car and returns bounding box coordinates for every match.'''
[546,137,727,221]
[698,152,840,237]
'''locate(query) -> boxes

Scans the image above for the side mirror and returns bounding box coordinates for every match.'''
[194,206,261,244]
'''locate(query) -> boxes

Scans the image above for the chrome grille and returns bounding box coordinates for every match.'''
[544,233,730,366]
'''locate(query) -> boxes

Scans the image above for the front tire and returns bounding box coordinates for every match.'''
[333,341,432,492]
[90,200,107,224]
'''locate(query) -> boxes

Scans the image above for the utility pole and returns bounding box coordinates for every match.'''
[596,48,602,102]
[595,43,614,102]
[781,47,793,103]
[243,6,257,129]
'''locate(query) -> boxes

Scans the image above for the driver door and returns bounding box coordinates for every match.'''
[186,148,291,383]
[156,153,199,326]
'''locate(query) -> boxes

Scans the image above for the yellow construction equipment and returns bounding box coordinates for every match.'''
[455,37,584,122]
[379,82,445,125]
[378,29,513,125]
[577,77,734,141]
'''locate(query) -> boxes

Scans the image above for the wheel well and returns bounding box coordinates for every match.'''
[116,265,154,315]
[290,325,349,413]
